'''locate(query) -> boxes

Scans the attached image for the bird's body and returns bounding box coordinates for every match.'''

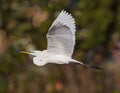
[21,10,101,69]
[32,50,78,66]
[34,51,68,66]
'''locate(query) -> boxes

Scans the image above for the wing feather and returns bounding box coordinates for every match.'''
[46,10,76,57]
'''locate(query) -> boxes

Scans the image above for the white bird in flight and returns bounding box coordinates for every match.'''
[21,10,101,69]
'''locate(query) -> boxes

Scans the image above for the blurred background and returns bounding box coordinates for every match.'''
[0,0,120,93]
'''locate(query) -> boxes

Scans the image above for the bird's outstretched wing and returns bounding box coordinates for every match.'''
[46,10,76,57]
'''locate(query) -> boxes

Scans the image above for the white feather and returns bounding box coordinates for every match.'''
[49,10,76,35]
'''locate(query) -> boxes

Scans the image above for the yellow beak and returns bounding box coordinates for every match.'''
[20,51,31,54]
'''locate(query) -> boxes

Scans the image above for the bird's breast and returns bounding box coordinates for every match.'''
[45,53,70,64]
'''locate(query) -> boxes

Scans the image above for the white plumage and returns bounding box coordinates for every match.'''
[47,10,76,57]
[49,10,76,34]
[21,10,101,69]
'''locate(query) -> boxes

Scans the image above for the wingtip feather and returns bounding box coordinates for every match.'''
[49,10,76,34]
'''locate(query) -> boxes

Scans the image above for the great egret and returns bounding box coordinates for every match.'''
[21,10,101,69]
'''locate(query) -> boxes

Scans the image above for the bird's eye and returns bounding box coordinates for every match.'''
[31,51,35,53]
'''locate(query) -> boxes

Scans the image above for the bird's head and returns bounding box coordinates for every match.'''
[20,50,41,56]
[20,50,46,66]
